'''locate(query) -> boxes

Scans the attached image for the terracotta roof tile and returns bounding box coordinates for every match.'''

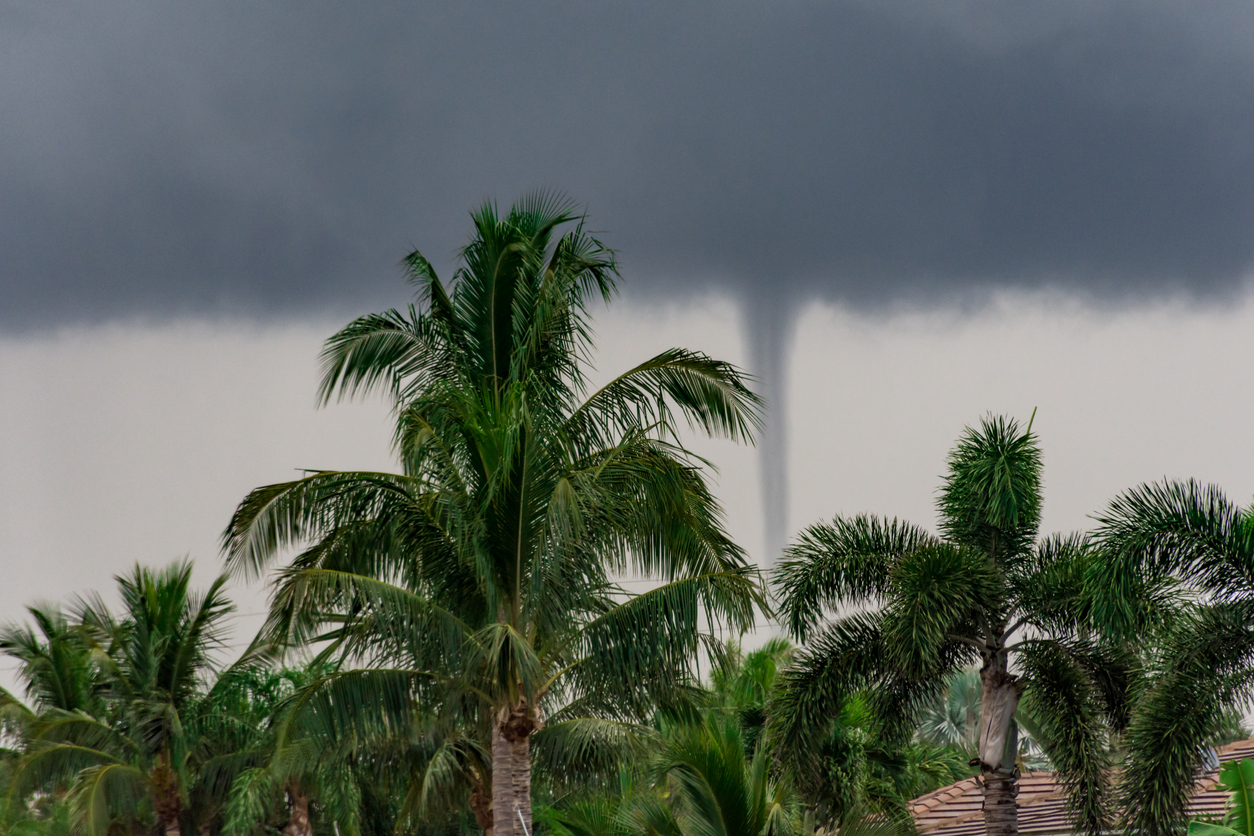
[911,738,1254,836]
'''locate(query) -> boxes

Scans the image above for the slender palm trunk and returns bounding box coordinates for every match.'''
[284,784,313,836]
[979,654,1023,836]
[491,701,539,836]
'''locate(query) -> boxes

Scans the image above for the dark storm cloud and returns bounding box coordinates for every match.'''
[3,0,1254,329]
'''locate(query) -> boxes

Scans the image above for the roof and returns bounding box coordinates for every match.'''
[910,738,1254,836]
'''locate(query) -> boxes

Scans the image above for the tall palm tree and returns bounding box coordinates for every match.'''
[11,562,235,836]
[1094,479,1254,835]
[223,195,765,836]
[771,415,1149,836]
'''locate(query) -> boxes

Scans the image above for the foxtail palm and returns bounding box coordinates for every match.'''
[224,195,765,836]
[772,415,1148,836]
[1095,480,1254,835]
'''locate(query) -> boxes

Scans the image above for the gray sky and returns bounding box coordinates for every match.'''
[5,0,1254,326]
[2,1,1254,676]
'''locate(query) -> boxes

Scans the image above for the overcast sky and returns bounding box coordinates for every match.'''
[2,1,1254,676]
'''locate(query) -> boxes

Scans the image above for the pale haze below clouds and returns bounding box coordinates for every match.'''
[2,293,1252,690]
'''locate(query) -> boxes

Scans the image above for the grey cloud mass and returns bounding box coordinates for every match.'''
[4,0,1254,330]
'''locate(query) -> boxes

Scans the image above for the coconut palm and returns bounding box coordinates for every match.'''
[771,415,1151,836]
[0,611,89,836]
[11,562,234,836]
[223,195,765,836]
[1094,480,1254,835]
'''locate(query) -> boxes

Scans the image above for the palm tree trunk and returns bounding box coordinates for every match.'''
[153,767,182,836]
[284,784,313,836]
[979,657,1023,836]
[983,771,1019,836]
[491,701,538,836]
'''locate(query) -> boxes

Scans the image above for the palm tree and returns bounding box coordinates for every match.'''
[637,714,802,836]
[771,415,1149,836]
[708,638,796,751]
[914,668,1051,771]
[0,609,90,836]
[11,562,235,836]
[223,195,765,836]
[1094,480,1254,835]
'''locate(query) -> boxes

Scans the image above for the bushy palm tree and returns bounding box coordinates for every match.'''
[637,714,802,836]
[10,562,234,836]
[1095,480,1254,835]
[771,415,1150,836]
[709,638,795,751]
[223,195,765,836]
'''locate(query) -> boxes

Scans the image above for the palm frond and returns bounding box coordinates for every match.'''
[531,718,655,790]
[221,470,419,581]
[937,414,1042,563]
[67,763,150,836]
[1018,640,1114,836]
[880,544,994,678]
[566,348,762,447]
[1094,479,1254,624]
[774,515,935,641]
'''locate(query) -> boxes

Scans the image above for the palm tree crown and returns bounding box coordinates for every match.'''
[7,562,235,836]
[772,415,1147,836]
[223,195,765,836]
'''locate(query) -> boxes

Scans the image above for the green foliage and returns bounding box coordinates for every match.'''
[3,561,245,836]
[771,414,1154,834]
[1188,759,1254,836]
[543,714,802,836]
[1096,480,1254,835]
[0,606,100,718]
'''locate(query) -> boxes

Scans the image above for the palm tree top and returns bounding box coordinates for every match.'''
[220,195,767,836]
